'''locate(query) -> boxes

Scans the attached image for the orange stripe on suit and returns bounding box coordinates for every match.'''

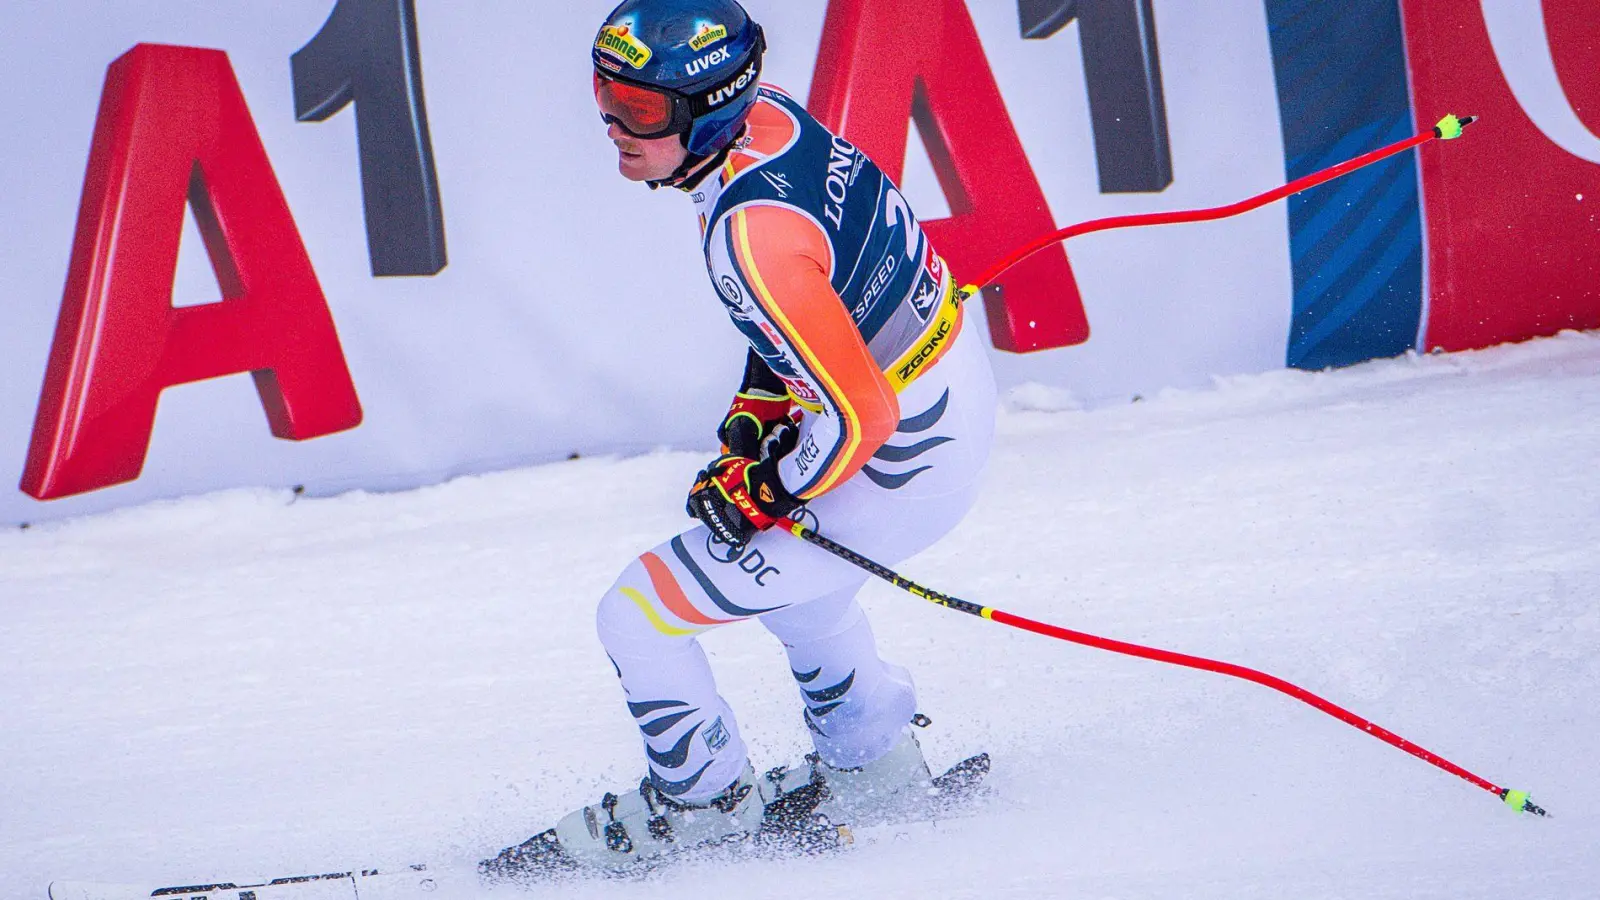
[641,551,728,627]
[730,206,899,499]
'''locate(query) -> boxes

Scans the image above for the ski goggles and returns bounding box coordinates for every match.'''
[593,72,695,140]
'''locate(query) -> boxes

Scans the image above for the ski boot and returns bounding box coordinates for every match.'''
[480,761,845,880]
[782,715,992,827]
[481,764,765,878]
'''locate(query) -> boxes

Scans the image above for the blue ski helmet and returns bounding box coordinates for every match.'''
[592,0,766,157]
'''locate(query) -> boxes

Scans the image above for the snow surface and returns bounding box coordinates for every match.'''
[3,333,1598,899]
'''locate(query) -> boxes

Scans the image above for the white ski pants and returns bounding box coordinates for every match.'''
[595,324,995,804]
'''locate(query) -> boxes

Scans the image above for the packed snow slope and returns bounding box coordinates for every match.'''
[3,333,1598,900]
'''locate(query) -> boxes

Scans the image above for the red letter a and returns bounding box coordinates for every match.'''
[23,44,363,501]
[808,0,1089,353]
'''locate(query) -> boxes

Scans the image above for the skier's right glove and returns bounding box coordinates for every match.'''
[685,454,802,549]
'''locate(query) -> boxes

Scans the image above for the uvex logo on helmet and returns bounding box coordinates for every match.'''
[686,46,733,76]
[706,60,758,108]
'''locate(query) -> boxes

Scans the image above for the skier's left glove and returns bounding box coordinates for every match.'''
[686,454,802,549]
[718,389,798,460]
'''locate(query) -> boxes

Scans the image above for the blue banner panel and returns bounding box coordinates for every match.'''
[1265,0,1422,369]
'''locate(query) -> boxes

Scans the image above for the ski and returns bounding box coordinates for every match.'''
[480,750,992,882]
[48,753,992,898]
[932,752,991,799]
[47,865,461,900]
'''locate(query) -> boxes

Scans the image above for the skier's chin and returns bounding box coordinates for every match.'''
[616,151,656,182]
[612,134,688,183]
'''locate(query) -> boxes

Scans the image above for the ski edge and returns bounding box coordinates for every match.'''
[48,866,440,900]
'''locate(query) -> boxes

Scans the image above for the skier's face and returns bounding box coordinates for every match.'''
[608,121,689,182]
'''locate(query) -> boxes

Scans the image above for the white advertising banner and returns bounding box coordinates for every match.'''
[0,0,1421,525]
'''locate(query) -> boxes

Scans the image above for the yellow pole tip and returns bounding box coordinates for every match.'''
[1503,788,1530,811]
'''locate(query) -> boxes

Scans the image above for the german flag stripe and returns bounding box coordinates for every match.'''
[619,587,702,637]
[641,551,728,627]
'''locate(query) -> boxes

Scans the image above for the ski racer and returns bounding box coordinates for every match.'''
[486,0,996,874]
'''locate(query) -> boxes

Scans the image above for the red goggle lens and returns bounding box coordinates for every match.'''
[594,73,676,137]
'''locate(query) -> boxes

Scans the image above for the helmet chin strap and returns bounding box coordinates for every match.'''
[647,125,744,192]
[645,144,706,191]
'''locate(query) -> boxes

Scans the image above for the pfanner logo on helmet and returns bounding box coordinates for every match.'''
[689,22,729,51]
[596,21,653,69]
[706,61,758,108]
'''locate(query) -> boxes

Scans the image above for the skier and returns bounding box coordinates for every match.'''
[486,0,996,874]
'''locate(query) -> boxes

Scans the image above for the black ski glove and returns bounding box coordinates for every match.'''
[718,350,798,460]
[685,453,802,549]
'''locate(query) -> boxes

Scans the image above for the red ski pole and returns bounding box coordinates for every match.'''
[785,113,1537,813]
[781,519,1548,817]
[955,114,1477,299]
